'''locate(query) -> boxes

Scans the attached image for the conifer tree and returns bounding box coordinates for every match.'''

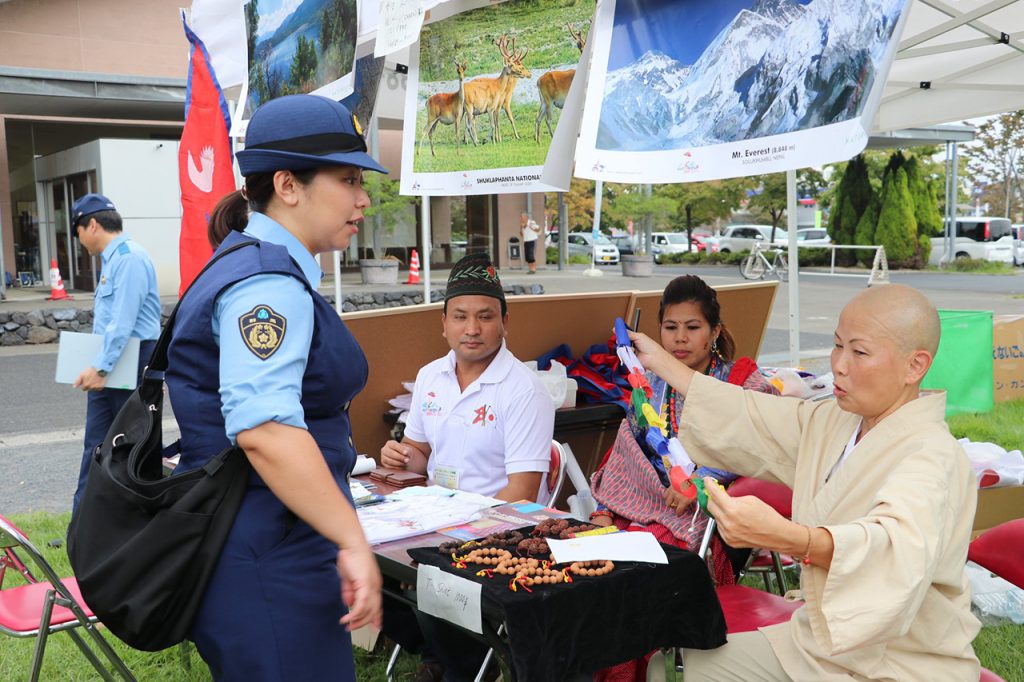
[853,194,879,266]
[874,167,918,266]
[904,156,943,237]
[829,155,873,263]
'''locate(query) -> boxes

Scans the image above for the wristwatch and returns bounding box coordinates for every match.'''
[96,369,108,377]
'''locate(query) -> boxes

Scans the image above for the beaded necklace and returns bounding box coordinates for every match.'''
[664,354,719,437]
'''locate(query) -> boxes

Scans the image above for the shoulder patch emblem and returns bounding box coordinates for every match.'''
[238,305,287,360]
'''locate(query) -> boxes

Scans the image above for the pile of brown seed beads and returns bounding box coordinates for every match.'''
[569,560,615,577]
[516,537,550,555]
[438,539,470,556]
[532,518,569,537]
[559,523,598,539]
[494,556,539,575]
[463,548,512,566]
[478,530,524,548]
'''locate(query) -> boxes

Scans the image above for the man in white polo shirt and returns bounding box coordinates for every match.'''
[381,252,554,502]
[380,252,554,682]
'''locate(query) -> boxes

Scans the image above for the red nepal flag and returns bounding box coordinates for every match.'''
[178,15,235,296]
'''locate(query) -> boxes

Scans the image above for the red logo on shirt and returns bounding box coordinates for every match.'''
[472,404,495,426]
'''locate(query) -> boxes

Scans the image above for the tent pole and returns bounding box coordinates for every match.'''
[421,196,431,301]
[787,169,800,368]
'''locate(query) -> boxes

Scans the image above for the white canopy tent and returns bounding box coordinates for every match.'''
[783,0,1024,367]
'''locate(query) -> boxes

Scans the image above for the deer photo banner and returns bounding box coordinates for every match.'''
[574,0,912,184]
[400,0,596,196]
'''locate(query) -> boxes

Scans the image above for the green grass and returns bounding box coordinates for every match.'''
[4,509,1022,680]
[419,0,595,80]
[947,399,1024,447]
[412,100,562,172]
[0,512,420,681]
[926,259,1018,274]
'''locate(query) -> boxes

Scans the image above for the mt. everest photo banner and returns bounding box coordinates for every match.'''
[575,0,912,184]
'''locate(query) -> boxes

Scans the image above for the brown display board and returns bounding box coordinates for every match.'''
[342,283,777,476]
[625,281,778,361]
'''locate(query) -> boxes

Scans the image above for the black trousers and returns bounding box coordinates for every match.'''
[524,240,536,264]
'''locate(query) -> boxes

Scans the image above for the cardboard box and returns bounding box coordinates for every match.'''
[993,315,1024,403]
[973,485,1024,535]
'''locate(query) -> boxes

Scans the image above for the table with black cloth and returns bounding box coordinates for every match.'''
[376,516,726,682]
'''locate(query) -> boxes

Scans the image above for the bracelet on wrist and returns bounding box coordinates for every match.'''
[801,525,813,566]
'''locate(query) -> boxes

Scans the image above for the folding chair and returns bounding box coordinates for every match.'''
[727,477,797,595]
[544,440,568,506]
[0,515,135,682]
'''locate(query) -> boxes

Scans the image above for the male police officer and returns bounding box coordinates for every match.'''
[71,193,161,512]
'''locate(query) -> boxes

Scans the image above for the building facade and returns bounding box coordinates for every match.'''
[1,0,540,295]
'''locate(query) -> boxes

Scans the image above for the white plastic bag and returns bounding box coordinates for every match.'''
[966,561,1024,625]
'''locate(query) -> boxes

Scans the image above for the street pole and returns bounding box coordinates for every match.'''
[787,169,800,368]
[583,179,603,277]
[557,192,568,271]
[421,196,431,302]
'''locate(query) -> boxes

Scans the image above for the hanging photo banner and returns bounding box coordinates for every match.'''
[575,0,912,184]
[232,0,359,136]
[341,43,387,128]
[400,0,596,196]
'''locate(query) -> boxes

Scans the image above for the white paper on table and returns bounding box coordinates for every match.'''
[357,495,490,545]
[352,455,376,476]
[350,479,374,502]
[417,565,483,634]
[374,0,426,57]
[387,486,502,508]
[548,531,668,565]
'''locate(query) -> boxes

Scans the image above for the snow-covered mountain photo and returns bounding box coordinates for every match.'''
[597,0,907,151]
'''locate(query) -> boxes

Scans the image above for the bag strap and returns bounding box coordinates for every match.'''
[144,239,258,378]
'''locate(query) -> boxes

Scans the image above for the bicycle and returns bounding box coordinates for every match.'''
[739,243,788,281]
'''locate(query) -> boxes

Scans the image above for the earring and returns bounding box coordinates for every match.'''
[711,338,719,356]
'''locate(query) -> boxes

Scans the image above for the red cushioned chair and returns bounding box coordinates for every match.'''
[0,515,135,681]
[968,519,1024,590]
[727,477,797,595]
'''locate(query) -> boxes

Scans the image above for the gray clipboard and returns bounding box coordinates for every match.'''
[55,332,140,391]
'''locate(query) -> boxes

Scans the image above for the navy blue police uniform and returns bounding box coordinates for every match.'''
[164,94,386,681]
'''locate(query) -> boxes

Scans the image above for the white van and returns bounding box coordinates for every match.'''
[650,232,692,263]
[928,217,1014,265]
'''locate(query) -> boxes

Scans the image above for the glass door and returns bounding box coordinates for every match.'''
[67,172,96,292]
[465,194,496,259]
[51,182,72,290]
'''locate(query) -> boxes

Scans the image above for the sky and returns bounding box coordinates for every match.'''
[606,0,813,71]
[255,0,304,38]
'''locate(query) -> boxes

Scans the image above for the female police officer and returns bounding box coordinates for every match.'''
[165,95,385,681]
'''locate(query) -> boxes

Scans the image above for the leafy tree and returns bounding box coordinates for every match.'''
[245,0,259,62]
[609,186,676,254]
[661,179,749,249]
[874,167,919,266]
[747,173,788,240]
[289,35,318,90]
[363,173,418,258]
[904,155,943,237]
[963,111,1024,221]
[853,194,879,265]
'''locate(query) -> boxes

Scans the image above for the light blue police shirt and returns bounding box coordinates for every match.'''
[213,213,322,443]
[91,234,161,373]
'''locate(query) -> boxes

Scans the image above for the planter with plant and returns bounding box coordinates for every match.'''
[360,173,418,285]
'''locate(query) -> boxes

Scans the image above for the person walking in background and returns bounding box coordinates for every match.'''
[520,211,541,274]
[71,193,160,513]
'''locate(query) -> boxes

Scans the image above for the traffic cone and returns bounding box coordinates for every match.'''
[47,259,72,301]
[405,249,421,285]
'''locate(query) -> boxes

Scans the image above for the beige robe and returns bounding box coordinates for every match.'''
[680,374,981,682]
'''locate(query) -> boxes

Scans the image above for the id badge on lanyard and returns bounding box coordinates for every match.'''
[434,465,459,490]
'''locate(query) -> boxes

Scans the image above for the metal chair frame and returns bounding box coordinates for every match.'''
[0,515,135,682]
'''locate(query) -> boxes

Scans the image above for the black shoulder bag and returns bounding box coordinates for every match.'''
[67,240,256,651]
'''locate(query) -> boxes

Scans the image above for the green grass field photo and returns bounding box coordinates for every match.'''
[412,0,595,173]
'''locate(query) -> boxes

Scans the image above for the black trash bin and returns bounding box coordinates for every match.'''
[507,236,522,266]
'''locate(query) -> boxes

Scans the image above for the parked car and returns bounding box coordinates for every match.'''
[796,228,831,246]
[566,232,620,264]
[928,217,1014,265]
[690,231,718,253]
[716,225,788,253]
[650,232,692,263]
[610,235,635,256]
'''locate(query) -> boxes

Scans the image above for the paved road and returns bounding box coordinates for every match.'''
[2,264,1021,514]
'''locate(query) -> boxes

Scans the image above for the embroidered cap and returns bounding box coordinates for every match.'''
[445,253,505,307]
[70,193,117,230]
[236,95,388,176]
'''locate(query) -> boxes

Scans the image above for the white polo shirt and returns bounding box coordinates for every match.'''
[403,342,554,500]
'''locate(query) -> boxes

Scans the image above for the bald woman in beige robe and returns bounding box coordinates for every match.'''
[630,285,981,681]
